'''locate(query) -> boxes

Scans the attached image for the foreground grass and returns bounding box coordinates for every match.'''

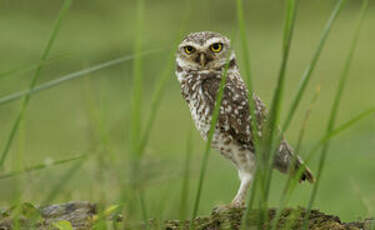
[1,201,374,230]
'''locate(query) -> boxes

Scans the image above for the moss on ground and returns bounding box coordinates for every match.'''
[164,207,371,230]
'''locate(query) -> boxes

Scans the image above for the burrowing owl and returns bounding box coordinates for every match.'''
[175,31,314,207]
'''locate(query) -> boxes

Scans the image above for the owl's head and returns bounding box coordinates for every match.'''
[176,31,234,72]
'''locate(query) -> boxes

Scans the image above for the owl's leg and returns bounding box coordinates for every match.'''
[231,170,253,207]
[212,170,253,214]
[212,150,255,214]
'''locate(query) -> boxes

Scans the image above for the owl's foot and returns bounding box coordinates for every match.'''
[211,202,245,215]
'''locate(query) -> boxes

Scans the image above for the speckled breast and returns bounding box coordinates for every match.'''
[181,77,212,140]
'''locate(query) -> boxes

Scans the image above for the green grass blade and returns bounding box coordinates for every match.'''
[282,0,346,133]
[235,5,263,214]
[119,0,192,224]
[123,2,192,223]
[235,0,261,227]
[191,50,233,221]
[265,107,374,230]
[236,0,259,149]
[134,44,183,159]
[139,191,148,230]
[351,178,374,216]
[0,0,73,169]
[127,0,149,225]
[42,159,85,205]
[129,0,145,171]
[266,0,348,224]
[179,128,193,220]
[0,53,70,80]
[263,0,298,203]
[303,1,368,228]
[307,107,375,159]
[270,86,320,230]
[235,1,298,229]
[239,0,299,228]
[284,106,375,201]
[248,1,299,229]
[274,22,373,222]
[125,42,182,226]
[326,108,374,138]
[295,86,320,154]
[0,155,86,180]
[133,0,191,162]
[0,50,161,106]
[0,63,42,80]
[124,0,191,223]
[131,2,191,223]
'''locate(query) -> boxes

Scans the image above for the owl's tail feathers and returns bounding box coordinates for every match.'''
[294,160,315,184]
[275,140,315,183]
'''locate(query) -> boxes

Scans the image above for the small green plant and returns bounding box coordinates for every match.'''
[53,220,74,230]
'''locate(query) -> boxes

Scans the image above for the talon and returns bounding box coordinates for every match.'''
[232,201,246,209]
[212,204,231,214]
[212,203,244,214]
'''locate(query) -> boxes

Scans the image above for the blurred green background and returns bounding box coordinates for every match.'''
[0,0,374,222]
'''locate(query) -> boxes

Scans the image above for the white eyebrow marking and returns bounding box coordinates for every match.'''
[178,41,202,49]
[205,37,224,46]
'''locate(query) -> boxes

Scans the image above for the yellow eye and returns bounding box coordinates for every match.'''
[210,43,223,53]
[184,46,195,54]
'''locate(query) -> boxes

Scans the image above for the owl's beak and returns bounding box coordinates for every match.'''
[199,53,207,67]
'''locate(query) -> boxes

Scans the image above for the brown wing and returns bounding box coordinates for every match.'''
[200,72,266,152]
[200,72,314,183]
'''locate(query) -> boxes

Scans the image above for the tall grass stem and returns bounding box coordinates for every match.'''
[282,0,346,133]
[179,127,193,220]
[0,0,72,169]
[262,0,298,205]
[0,50,161,106]
[303,1,369,225]
[0,155,86,180]
[235,0,262,227]
[42,159,85,205]
[270,86,320,230]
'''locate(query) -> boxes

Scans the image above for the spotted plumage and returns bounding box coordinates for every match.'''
[176,31,314,207]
